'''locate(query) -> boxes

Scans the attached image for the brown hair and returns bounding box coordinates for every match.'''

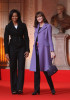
[34,11,48,28]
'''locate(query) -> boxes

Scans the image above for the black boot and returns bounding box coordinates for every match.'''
[12,91,17,94]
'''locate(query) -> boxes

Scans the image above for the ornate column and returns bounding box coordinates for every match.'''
[53,34,70,70]
[23,0,36,69]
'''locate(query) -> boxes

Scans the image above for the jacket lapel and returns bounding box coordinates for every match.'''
[34,23,48,43]
[9,21,22,31]
[39,23,48,33]
[17,21,23,30]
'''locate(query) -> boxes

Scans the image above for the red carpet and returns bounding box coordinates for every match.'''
[1,69,70,82]
[0,69,70,100]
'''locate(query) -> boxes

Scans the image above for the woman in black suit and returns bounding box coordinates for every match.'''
[4,9,30,94]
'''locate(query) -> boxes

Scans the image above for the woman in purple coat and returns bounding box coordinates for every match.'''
[30,11,56,95]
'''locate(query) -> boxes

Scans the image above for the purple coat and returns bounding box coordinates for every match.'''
[30,23,54,72]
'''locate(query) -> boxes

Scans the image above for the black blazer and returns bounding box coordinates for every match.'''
[4,21,30,54]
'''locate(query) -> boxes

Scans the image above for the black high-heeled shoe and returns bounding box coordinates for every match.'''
[51,89,56,95]
[17,90,23,94]
[12,91,17,94]
[32,90,40,95]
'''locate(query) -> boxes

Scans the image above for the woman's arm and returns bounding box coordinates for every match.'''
[47,24,54,52]
[47,24,55,58]
[23,23,30,52]
[4,25,9,54]
[4,25,10,60]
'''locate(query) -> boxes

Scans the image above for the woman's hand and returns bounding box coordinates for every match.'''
[24,51,29,58]
[5,54,10,61]
[51,51,56,59]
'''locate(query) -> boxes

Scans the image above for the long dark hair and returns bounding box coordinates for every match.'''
[9,9,21,22]
[34,11,48,28]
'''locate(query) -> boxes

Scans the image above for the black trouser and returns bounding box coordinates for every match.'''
[9,45,25,92]
[34,46,54,92]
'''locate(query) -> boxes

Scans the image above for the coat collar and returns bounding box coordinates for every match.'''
[35,23,48,33]
[8,21,22,30]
